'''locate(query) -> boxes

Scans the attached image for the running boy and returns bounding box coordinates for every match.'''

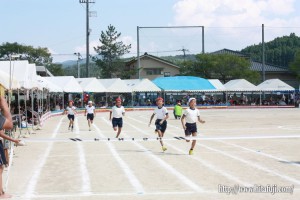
[149,97,168,152]
[109,98,125,138]
[64,100,76,131]
[84,101,96,131]
[181,98,205,155]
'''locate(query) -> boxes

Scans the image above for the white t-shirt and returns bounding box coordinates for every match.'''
[153,107,168,120]
[85,105,95,114]
[183,108,200,123]
[112,106,125,118]
[66,106,76,115]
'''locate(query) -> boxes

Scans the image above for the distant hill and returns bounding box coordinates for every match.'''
[241,33,300,68]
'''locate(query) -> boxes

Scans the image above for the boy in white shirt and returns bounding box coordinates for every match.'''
[84,101,96,131]
[149,97,168,152]
[181,98,205,155]
[109,98,125,138]
[64,100,77,131]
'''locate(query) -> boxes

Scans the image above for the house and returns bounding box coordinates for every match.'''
[211,49,298,87]
[125,53,180,80]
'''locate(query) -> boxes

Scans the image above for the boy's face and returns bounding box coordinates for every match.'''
[116,101,121,106]
[156,100,163,107]
[69,102,73,107]
[189,99,196,108]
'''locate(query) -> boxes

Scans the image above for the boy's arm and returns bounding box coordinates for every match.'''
[0,97,13,130]
[109,111,112,120]
[149,114,155,126]
[0,130,20,144]
[84,107,87,116]
[181,115,186,129]
[198,116,205,123]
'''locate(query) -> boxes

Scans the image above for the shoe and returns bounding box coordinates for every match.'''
[189,149,193,155]
[71,126,73,131]
[162,146,167,152]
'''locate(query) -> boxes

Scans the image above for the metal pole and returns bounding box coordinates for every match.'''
[86,0,90,78]
[77,58,80,78]
[137,26,140,79]
[202,26,205,54]
[18,89,21,128]
[262,24,265,82]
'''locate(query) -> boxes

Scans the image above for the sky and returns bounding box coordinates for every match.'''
[1,0,300,63]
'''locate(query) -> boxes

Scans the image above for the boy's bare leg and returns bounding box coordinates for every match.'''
[157,130,164,146]
[0,166,12,198]
[116,127,122,138]
[191,132,197,149]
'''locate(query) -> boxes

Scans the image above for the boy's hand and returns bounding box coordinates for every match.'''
[182,125,186,130]
[159,120,164,125]
[199,120,205,124]
[148,122,151,127]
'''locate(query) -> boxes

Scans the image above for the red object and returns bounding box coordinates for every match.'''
[156,97,164,102]
[116,97,122,102]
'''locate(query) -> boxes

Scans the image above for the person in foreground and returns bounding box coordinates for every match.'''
[181,98,205,155]
[64,101,76,131]
[109,98,125,138]
[84,101,96,131]
[0,97,21,199]
[149,97,169,152]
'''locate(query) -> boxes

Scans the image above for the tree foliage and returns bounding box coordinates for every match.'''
[289,50,300,80]
[241,33,300,67]
[94,25,133,78]
[0,42,52,65]
[47,63,65,76]
[180,54,260,83]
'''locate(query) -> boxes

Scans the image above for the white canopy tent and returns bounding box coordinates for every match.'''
[257,79,295,91]
[76,78,106,93]
[0,60,33,89]
[124,79,161,92]
[208,79,226,92]
[37,76,63,93]
[0,69,20,89]
[44,76,83,93]
[224,79,259,92]
[27,63,41,90]
[98,78,131,93]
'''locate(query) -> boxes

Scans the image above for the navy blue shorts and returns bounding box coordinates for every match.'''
[0,141,7,166]
[185,123,197,135]
[155,119,167,133]
[87,113,94,121]
[112,117,123,128]
[68,114,75,121]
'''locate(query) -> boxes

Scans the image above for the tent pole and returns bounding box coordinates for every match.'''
[62,92,65,110]
[18,89,21,128]
[31,89,34,131]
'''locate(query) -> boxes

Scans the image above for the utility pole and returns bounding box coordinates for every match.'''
[179,47,189,62]
[74,52,82,78]
[262,24,265,82]
[79,0,96,77]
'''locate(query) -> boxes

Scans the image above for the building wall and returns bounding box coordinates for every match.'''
[128,57,180,80]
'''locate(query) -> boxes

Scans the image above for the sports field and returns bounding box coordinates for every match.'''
[5,108,300,200]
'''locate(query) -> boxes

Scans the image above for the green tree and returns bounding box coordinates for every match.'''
[241,33,300,67]
[289,50,300,80]
[0,42,52,65]
[180,54,260,83]
[94,25,132,78]
[47,63,64,76]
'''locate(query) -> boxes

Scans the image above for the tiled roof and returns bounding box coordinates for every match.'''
[250,61,289,72]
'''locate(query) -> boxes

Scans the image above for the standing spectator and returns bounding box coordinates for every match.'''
[0,97,21,198]
[173,100,183,119]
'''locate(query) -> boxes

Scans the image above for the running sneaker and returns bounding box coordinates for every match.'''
[189,149,193,155]
[162,146,167,152]
[71,126,73,131]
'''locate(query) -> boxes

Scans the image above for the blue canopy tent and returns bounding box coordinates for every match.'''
[152,76,216,91]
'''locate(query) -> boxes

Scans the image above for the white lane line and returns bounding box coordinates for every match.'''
[74,117,91,194]
[24,117,64,199]
[92,123,145,194]
[216,140,300,169]
[16,190,211,199]
[115,118,202,192]
[199,144,300,186]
